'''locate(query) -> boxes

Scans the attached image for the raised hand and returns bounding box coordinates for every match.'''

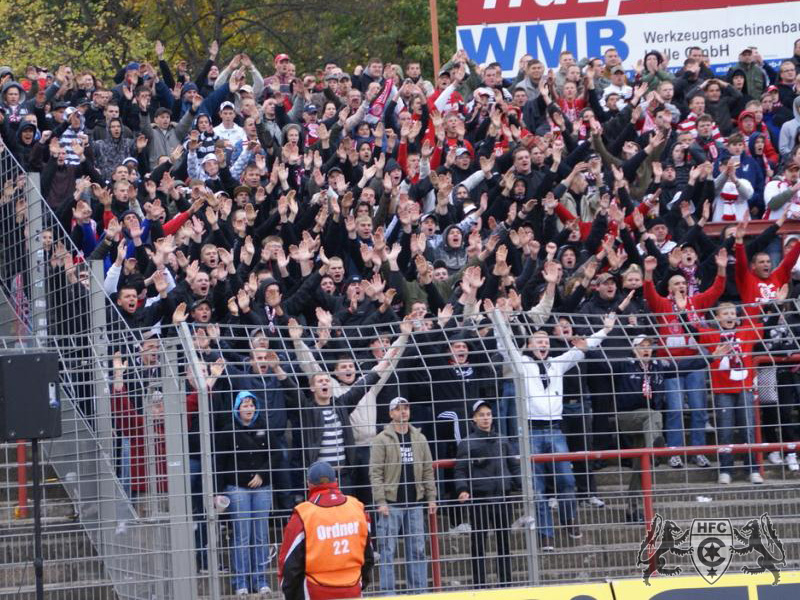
[643,255,658,273]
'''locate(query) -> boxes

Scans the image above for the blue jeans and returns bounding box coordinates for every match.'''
[225,484,273,592]
[376,504,427,593]
[530,424,576,539]
[663,369,708,448]
[715,392,756,473]
[120,438,131,497]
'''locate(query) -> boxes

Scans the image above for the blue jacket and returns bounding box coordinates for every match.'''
[613,358,664,412]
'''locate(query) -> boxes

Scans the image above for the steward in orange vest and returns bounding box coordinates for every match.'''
[278,462,374,600]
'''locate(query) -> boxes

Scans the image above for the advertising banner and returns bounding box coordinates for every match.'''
[456,0,799,76]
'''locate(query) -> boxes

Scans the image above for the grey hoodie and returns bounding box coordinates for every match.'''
[778,96,800,159]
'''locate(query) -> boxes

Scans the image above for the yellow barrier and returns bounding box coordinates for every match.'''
[375,571,800,600]
[374,581,613,600]
[612,570,800,599]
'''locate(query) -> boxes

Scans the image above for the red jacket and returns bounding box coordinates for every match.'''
[643,275,725,360]
[735,241,800,317]
[696,322,761,393]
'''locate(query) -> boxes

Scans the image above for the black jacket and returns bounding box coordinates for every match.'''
[214,412,282,489]
[454,425,521,498]
[293,370,381,468]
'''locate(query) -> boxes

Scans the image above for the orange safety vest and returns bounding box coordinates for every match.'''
[295,495,368,588]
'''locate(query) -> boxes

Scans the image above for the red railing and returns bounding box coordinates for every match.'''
[15,440,27,518]
[429,440,800,589]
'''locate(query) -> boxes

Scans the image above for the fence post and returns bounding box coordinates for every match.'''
[162,341,198,600]
[25,172,47,343]
[489,310,540,586]
[88,261,120,565]
[177,322,222,600]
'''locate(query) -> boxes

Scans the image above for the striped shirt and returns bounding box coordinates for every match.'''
[318,407,346,466]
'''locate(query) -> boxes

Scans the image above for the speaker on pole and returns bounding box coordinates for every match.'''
[0,352,61,600]
[0,352,61,441]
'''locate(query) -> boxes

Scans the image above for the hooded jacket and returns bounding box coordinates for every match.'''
[739,111,779,164]
[426,224,467,274]
[93,122,136,181]
[0,81,30,129]
[778,96,800,158]
[214,391,281,489]
[726,60,766,99]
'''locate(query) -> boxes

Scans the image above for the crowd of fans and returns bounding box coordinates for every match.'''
[2,37,800,596]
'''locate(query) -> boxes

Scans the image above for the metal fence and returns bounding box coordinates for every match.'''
[1,147,800,598]
[1,309,800,598]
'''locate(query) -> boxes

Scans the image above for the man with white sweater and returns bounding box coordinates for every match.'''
[497,312,616,550]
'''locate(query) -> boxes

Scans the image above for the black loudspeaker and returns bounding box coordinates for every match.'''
[0,353,61,441]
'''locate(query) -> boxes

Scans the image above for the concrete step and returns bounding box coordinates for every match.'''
[0,578,115,600]
[0,524,95,564]
[0,498,77,523]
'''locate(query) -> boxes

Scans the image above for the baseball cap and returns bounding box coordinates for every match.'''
[632,334,652,347]
[202,154,219,164]
[388,397,409,411]
[471,400,492,414]
[239,84,254,95]
[474,87,493,97]
[766,85,779,94]
[595,272,616,284]
[219,101,235,112]
[191,298,211,311]
[233,185,251,197]
[121,157,138,166]
[304,104,318,113]
[64,106,77,118]
[274,53,290,64]
[455,147,470,157]
[307,461,336,485]
[611,65,625,75]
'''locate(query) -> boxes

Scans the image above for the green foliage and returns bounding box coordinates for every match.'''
[0,0,456,82]
[0,0,150,77]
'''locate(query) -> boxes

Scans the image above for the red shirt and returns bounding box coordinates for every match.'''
[735,241,800,317]
[643,275,726,360]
